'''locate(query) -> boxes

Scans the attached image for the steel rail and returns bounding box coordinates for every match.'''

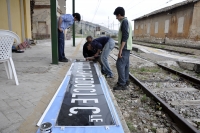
[109,53,200,133]
[131,52,200,87]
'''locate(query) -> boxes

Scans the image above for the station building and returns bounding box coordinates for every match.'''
[133,0,200,49]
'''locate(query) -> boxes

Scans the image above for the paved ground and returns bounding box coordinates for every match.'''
[0,38,85,133]
[0,38,129,133]
[1,37,198,133]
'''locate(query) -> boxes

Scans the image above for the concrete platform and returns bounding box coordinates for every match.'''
[132,44,200,73]
[0,38,129,133]
[0,38,84,133]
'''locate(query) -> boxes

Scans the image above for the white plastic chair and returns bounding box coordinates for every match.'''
[0,30,20,85]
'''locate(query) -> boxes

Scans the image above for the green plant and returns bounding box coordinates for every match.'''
[197,73,200,78]
[127,121,136,132]
[139,67,160,73]
[194,121,200,128]
[155,102,162,111]
[156,82,161,88]
[140,67,146,72]
[141,94,148,103]
[151,127,157,133]
[161,46,165,49]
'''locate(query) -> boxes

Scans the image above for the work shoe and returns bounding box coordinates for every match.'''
[105,74,113,78]
[126,81,130,86]
[64,57,69,60]
[113,84,128,90]
[59,58,68,62]
[101,70,107,75]
[116,81,130,86]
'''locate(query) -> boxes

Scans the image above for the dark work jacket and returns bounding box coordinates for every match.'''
[91,36,110,51]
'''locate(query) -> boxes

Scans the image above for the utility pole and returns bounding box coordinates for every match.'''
[82,15,84,37]
[113,21,114,30]
[50,0,58,64]
[81,21,82,37]
[72,0,75,47]
[108,16,109,29]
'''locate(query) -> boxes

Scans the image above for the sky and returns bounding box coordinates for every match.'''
[65,0,186,30]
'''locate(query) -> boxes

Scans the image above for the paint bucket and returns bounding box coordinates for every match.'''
[40,122,52,133]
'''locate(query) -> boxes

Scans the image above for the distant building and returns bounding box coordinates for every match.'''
[75,21,116,37]
[32,0,66,39]
[133,0,200,49]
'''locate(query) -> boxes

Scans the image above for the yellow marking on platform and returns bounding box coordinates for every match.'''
[72,38,84,57]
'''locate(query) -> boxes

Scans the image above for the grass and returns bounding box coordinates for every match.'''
[151,127,157,133]
[127,121,137,132]
[155,102,162,111]
[171,66,184,72]
[156,82,161,88]
[130,68,160,80]
[140,67,160,73]
[197,73,200,78]
[150,44,165,49]
[141,94,148,103]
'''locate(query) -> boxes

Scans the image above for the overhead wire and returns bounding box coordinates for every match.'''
[91,0,102,22]
[126,0,148,12]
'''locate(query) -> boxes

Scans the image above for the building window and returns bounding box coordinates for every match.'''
[165,20,169,33]
[136,24,138,29]
[147,23,150,33]
[155,22,158,33]
[177,17,184,33]
[38,22,47,34]
[140,24,143,29]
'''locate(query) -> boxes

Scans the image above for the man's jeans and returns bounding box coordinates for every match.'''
[116,49,130,86]
[58,30,65,60]
[100,38,115,76]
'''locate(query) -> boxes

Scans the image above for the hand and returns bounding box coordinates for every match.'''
[59,28,63,32]
[94,53,99,57]
[118,51,122,58]
[86,57,95,61]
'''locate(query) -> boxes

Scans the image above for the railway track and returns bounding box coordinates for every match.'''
[109,48,200,133]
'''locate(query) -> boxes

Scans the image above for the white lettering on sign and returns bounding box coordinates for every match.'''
[75,81,94,84]
[89,115,103,122]
[69,107,100,116]
[71,99,98,103]
[77,70,92,73]
[75,78,94,81]
[75,74,93,77]
[72,93,97,97]
[74,84,95,88]
[73,88,96,92]
[68,62,103,122]
[75,78,94,84]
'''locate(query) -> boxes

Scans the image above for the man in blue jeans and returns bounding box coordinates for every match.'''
[87,36,115,78]
[58,13,81,62]
[113,7,132,90]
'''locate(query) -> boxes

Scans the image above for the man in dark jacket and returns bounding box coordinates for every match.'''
[87,36,115,78]
[82,36,95,58]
